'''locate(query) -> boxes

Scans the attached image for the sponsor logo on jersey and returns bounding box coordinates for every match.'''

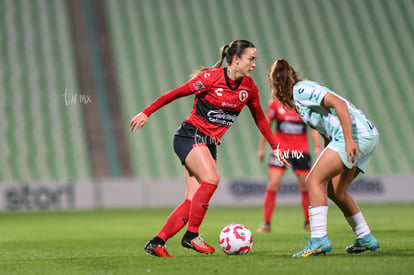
[222,102,237,108]
[195,81,205,91]
[215,88,223,96]
[239,90,248,102]
[207,109,238,126]
[196,98,241,128]
[278,121,306,134]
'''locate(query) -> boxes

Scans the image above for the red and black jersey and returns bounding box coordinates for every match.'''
[267,99,309,153]
[142,67,278,150]
[184,67,261,140]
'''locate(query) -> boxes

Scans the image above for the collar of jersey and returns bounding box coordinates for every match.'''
[224,67,243,91]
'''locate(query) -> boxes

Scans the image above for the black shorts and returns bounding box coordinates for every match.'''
[268,152,311,174]
[173,122,217,165]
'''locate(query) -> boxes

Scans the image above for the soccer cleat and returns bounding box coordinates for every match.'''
[181,235,215,254]
[303,221,310,232]
[345,233,379,254]
[292,235,332,257]
[144,241,174,257]
[257,224,271,233]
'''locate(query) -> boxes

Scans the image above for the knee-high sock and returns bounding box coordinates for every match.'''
[157,199,191,242]
[301,191,310,222]
[309,206,328,238]
[345,212,371,238]
[263,189,277,224]
[187,181,217,233]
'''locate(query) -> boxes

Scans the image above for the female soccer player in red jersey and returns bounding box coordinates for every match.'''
[130,40,289,257]
[257,99,321,233]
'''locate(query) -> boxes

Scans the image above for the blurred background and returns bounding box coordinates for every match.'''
[0,0,413,210]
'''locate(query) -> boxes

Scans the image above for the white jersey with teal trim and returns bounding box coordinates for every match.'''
[293,80,378,141]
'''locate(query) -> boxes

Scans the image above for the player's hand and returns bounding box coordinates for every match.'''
[130,112,148,132]
[273,149,290,169]
[258,148,265,162]
[345,138,360,163]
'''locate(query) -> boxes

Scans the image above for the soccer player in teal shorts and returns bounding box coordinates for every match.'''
[268,59,380,257]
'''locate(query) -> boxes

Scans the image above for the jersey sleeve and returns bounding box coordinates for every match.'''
[142,83,195,117]
[142,69,215,117]
[293,81,327,107]
[247,83,279,150]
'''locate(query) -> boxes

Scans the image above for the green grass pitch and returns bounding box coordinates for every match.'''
[1,204,413,274]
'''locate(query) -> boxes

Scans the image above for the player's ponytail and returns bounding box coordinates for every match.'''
[268,59,300,109]
[212,44,230,68]
[189,44,229,79]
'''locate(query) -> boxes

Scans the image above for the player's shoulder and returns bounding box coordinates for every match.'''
[267,98,278,107]
[294,80,316,92]
[293,80,322,98]
[206,67,224,79]
[190,67,223,91]
[244,75,257,86]
[195,67,222,80]
[242,76,259,93]
[294,80,329,106]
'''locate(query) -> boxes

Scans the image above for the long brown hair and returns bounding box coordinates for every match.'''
[268,59,301,108]
[190,40,255,79]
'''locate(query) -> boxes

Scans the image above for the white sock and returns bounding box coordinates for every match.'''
[309,206,328,238]
[345,212,371,239]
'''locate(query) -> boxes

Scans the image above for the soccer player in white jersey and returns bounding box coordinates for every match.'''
[268,59,380,257]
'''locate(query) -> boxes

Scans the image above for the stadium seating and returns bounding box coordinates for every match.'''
[106,0,414,178]
[1,0,413,181]
[0,0,90,181]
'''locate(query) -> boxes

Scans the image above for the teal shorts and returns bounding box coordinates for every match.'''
[326,135,379,173]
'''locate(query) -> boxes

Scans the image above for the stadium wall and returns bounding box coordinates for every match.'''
[0,176,412,211]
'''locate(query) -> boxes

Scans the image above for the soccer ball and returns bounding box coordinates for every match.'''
[219,223,253,255]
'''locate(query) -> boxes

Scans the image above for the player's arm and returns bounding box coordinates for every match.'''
[321,93,360,162]
[130,71,213,132]
[258,117,273,162]
[130,83,195,132]
[247,90,290,168]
